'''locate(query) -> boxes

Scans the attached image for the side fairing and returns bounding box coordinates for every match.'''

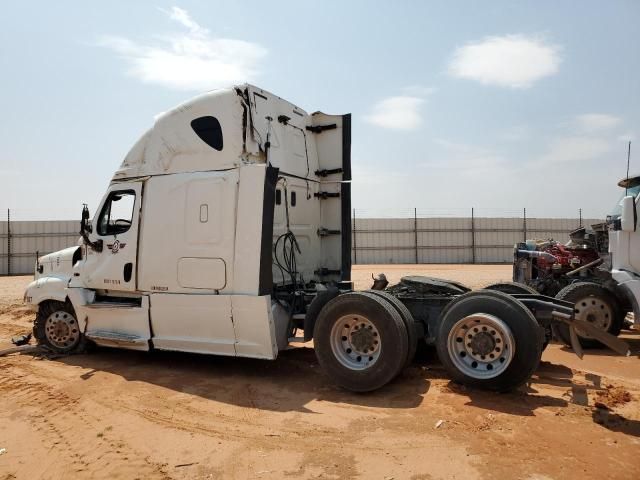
[310,113,352,283]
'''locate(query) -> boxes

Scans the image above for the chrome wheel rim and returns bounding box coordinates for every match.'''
[447,313,515,379]
[45,310,79,349]
[330,314,381,370]
[574,295,612,338]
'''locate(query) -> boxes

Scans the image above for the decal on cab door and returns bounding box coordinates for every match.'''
[106,240,127,254]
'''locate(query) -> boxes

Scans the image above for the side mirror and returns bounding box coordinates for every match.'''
[80,204,103,252]
[81,204,92,234]
[620,196,636,232]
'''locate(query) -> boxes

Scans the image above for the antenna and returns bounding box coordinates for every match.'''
[625,141,631,196]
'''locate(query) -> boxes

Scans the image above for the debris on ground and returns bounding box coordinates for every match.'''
[11,333,31,346]
[0,344,40,357]
[435,419,444,429]
[0,448,6,455]
[595,385,633,409]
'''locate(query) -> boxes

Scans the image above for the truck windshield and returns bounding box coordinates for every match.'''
[610,185,640,218]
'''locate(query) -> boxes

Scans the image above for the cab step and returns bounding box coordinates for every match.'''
[85,302,141,309]
[86,330,148,347]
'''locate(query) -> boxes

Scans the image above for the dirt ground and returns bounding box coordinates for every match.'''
[1,266,639,480]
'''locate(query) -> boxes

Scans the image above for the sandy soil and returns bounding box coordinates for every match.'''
[1,267,639,480]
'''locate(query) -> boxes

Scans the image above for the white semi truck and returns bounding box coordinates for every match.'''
[23,84,629,392]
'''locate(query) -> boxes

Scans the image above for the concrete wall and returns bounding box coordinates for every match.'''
[0,217,603,274]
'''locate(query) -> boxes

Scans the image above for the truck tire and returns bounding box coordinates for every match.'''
[365,289,419,368]
[484,282,552,350]
[436,290,543,392]
[314,292,409,392]
[34,300,86,354]
[554,282,623,349]
[484,282,539,295]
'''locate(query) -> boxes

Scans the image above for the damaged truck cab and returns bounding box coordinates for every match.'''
[26,84,351,359]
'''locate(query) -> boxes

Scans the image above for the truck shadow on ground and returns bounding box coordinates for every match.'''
[592,408,640,437]
[440,375,570,417]
[59,346,431,413]
[49,344,614,419]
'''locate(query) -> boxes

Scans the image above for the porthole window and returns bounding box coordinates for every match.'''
[191,116,223,151]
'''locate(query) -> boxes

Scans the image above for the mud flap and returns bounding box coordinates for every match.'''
[569,318,631,356]
[569,326,584,359]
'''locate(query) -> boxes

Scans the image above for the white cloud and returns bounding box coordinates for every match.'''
[575,113,622,132]
[448,34,561,88]
[163,6,204,34]
[364,96,425,130]
[99,6,267,91]
[539,136,611,164]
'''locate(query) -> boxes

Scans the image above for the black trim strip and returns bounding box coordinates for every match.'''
[342,114,352,181]
[341,114,352,281]
[258,165,280,295]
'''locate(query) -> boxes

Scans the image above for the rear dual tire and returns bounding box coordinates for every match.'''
[436,290,544,392]
[365,290,419,368]
[314,292,409,392]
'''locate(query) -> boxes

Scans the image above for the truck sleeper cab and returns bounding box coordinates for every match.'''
[26,84,351,361]
[24,84,630,393]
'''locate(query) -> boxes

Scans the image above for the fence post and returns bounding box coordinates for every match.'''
[523,207,527,242]
[471,207,476,264]
[414,207,418,264]
[352,208,357,265]
[7,209,11,276]
[579,208,583,227]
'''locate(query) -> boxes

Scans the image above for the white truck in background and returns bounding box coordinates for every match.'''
[608,176,640,324]
[23,84,629,392]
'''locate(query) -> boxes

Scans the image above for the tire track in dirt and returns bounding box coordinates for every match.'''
[0,362,170,479]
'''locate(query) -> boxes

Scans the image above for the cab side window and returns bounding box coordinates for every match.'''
[97,190,136,236]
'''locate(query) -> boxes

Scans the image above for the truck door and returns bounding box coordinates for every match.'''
[311,113,352,284]
[83,182,143,292]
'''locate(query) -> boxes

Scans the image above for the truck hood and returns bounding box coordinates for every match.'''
[37,246,81,279]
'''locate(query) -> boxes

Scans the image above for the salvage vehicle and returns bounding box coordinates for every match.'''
[23,85,629,392]
[513,176,640,348]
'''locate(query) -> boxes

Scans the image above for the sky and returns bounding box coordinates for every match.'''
[1,1,638,220]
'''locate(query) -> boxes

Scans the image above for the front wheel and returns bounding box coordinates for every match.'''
[554,282,622,349]
[34,301,85,353]
[436,290,543,392]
